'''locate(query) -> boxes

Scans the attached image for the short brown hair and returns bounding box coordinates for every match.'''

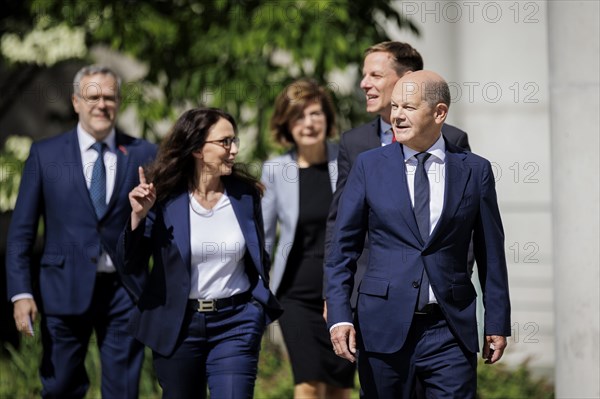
[364,41,424,77]
[270,79,336,145]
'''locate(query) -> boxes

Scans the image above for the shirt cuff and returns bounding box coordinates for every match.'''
[11,293,34,303]
[329,322,354,333]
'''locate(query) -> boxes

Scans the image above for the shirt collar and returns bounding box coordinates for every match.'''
[379,119,393,145]
[402,134,446,163]
[77,123,116,152]
[379,118,392,135]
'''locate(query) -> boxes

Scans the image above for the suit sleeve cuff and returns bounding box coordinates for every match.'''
[329,322,354,333]
[11,293,34,303]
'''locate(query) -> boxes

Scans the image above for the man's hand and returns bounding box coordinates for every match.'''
[13,298,37,337]
[483,335,507,364]
[330,324,357,363]
[322,301,327,322]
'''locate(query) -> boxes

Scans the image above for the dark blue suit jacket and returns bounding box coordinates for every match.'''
[117,177,283,357]
[325,140,510,355]
[325,117,471,305]
[5,128,157,315]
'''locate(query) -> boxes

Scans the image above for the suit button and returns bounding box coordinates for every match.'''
[412,281,420,288]
[91,257,98,264]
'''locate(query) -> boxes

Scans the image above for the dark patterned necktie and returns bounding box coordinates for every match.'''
[414,152,431,310]
[90,142,107,218]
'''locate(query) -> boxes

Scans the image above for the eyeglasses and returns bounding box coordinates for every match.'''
[205,136,240,149]
[75,93,118,105]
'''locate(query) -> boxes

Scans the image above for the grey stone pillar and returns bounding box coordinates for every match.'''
[548,1,600,397]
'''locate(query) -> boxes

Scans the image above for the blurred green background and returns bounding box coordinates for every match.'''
[1,1,553,397]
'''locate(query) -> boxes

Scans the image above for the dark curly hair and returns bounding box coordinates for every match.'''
[147,108,262,203]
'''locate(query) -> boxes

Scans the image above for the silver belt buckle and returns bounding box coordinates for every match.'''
[197,299,217,312]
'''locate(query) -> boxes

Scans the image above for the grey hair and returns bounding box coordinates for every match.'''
[422,80,451,109]
[73,65,122,95]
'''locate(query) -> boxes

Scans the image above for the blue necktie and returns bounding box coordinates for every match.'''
[90,142,107,219]
[414,152,431,311]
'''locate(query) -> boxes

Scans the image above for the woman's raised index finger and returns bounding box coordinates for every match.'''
[138,166,147,184]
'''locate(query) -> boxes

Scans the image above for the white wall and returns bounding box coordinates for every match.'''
[387,0,554,375]
[548,1,600,397]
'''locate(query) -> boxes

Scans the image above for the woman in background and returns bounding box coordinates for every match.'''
[261,80,354,399]
[119,108,282,399]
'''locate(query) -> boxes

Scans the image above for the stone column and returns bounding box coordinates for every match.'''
[548,1,600,397]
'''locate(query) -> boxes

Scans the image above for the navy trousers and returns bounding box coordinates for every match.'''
[153,299,265,399]
[40,275,144,399]
[358,313,477,399]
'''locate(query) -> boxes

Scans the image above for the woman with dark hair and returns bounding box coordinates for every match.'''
[118,108,282,399]
[261,80,355,398]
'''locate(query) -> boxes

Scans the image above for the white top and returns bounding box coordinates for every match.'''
[403,134,447,303]
[188,190,251,299]
[78,124,117,273]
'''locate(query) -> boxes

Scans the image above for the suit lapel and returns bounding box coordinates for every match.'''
[225,180,262,273]
[163,192,191,269]
[382,144,423,244]
[366,118,382,150]
[106,133,129,215]
[67,129,98,215]
[427,149,471,246]
[285,153,300,226]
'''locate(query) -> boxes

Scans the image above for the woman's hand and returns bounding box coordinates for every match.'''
[129,166,156,230]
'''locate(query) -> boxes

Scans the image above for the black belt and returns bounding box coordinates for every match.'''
[188,291,251,312]
[414,303,442,316]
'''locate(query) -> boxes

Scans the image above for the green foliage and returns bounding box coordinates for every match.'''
[0,329,555,398]
[477,359,554,399]
[0,135,32,212]
[7,0,419,160]
[255,336,294,398]
[0,336,42,399]
[0,320,162,399]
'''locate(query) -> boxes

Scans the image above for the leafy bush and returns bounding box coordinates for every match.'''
[255,337,294,398]
[1,330,553,398]
[0,135,32,212]
[477,359,554,399]
[0,334,42,399]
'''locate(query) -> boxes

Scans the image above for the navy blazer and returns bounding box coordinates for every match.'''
[325,140,510,355]
[5,128,157,315]
[117,177,283,356]
[325,117,471,305]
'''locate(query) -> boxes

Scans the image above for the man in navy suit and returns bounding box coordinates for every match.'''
[325,41,471,310]
[5,65,156,398]
[326,71,510,397]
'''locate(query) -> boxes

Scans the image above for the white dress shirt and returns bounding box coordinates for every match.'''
[78,124,117,273]
[188,191,251,299]
[402,134,446,303]
[379,119,393,146]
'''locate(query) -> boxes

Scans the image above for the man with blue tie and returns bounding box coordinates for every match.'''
[5,65,156,398]
[326,70,511,398]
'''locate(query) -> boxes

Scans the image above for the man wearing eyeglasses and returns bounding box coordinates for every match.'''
[5,65,156,398]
